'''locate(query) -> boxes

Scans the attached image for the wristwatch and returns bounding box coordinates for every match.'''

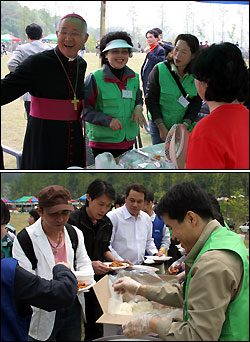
[183,120,191,128]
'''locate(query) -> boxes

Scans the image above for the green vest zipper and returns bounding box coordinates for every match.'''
[148,61,197,130]
[87,68,139,143]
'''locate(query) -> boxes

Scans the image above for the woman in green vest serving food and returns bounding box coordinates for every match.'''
[84,31,145,158]
[145,34,202,145]
[113,182,249,341]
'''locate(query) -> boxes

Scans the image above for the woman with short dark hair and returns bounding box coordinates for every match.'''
[186,42,249,169]
[84,31,145,158]
[145,33,202,145]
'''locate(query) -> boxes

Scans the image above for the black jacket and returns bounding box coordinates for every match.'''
[1,254,77,317]
[140,44,166,95]
[1,46,87,169]
[68,206,113,262]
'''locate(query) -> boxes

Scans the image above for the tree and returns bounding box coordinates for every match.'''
[1,1,61,40]
[127,4,137,41]
[1,1,23,37]
[227,24,237,44]
[196,24,206,42]
[219,5,228,42]
[1,172,249,227]
[227,192,249,231]
[185,3,194,34]
[85,33,97,52]
[38,8,51,36]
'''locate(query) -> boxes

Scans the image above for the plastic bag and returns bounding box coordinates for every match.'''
[165,124,190,169]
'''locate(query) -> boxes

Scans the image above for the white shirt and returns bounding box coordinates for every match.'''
[12,218,94,340]
[107,205,158,265]
[150,211,171,251]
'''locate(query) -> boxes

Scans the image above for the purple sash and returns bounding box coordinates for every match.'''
[30,95,83,121]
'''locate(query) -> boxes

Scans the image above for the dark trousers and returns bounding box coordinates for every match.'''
[91,146,133,159]
[149,120,164,145]
[166,239,182,268]
[1,145,4,169]
[84,287,103,341]
[28,298,82,341]
[24,101,31,121]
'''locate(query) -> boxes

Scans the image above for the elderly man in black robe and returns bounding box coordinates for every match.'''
[1,13,89,169]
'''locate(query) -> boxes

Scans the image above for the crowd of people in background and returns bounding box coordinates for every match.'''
[1,14,249,170]
[1,178,249,341]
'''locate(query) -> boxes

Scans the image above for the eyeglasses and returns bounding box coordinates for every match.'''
[59,31,84,38]
[108,49,130,55]
[174,48,188,56]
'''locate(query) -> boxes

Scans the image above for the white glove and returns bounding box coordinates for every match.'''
[113,276,140,296]
[123,313,173,338]
[122,314,151,338]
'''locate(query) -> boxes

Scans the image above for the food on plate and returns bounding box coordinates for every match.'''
[78,281,88,290]
[109,261,126,268]
[150,154,164,162]
[169,264,182,274]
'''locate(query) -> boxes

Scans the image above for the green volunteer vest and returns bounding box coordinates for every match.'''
[87,68,139,143]
[184,226,249,341]
[148,62,197,130]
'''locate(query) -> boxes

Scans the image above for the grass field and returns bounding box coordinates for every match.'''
[10,212,29,232]
[1,52,151,169]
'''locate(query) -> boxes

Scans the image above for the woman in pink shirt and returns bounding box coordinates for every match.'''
[186,42,249,169]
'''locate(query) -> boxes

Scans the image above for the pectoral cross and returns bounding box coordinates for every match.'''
[72,95,79,111]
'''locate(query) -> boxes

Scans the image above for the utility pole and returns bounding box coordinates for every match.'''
[100,1,106,39]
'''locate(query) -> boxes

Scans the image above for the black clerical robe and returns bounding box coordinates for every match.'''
[1,46,86,170]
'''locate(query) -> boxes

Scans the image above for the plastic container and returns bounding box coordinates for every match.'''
[73,271,93,285]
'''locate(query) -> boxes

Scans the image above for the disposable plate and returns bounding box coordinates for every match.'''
[131,265,160,272]
[78,280,96,292]
[145,255,172,261]
[103,262,130,270]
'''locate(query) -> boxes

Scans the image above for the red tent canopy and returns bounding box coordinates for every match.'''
[9,34,22,41]
[26,196,38,203]
[1,197,13,203]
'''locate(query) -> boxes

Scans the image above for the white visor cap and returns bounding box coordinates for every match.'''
[102,39,138,53]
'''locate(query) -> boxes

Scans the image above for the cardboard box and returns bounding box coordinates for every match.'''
[93,274,133,325]
[93,273,177,326]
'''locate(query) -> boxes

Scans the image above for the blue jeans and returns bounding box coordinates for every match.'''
[28,298,82,341]
[149,120,165,145]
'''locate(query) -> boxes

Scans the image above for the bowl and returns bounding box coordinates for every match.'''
[73,271,93,285]
[144,258,155,264]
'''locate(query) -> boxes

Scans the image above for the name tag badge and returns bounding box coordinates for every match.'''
[122,90,133,99]
[177,95,189,108]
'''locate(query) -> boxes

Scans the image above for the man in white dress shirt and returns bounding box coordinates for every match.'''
[107,183,161,265]
[7,23,52,120]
